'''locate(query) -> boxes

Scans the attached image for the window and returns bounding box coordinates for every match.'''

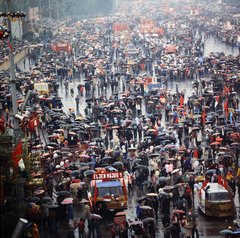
[111,186,124,196]
[208,192,230,201]
[98,187,110,197]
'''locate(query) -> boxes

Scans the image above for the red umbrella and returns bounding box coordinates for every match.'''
[216,138,223,141]
[173,210,185,214]
[211,142,220,145]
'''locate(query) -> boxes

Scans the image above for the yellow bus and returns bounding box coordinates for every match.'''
[197,183,235,217]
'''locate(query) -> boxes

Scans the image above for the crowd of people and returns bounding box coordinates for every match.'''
[2,0,240,238]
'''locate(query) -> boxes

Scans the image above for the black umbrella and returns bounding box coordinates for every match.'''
[48,204,59,209]
[137,196,147,203]
[84,170,96,176]
[157,177,168,182]
[57,191,70,196]
[142,181,152,185]
[135,165,145,169]
[205,169,216,175]
[70,170,80,175]
[113,150,122,155]
[132,159,141,164]
[173,200,187,206]
[26,197,40,202]
[113,162,123,166]
[186,213,199,219]
[42,197,53,203]
[148,154,160,158]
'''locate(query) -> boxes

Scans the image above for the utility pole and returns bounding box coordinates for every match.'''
[49,0,52,19]
[6,0,19,144]
[57,0,59,21]
[39,0,43,34]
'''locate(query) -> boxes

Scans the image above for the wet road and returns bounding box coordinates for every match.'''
[16,35,240,237]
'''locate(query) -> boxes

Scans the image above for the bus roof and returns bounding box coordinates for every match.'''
[96,181,122,188]
[206,183,228,193]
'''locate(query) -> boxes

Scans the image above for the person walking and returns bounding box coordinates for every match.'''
[83,201,91,224]
[185,218,193,238]
[88,218,95,238]
[31,223,40,238]
[49,208,57,235]
[66,204,76,226]
[74,218,85,238]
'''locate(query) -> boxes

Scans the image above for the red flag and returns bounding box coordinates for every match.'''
[160,27,163,33]
[215,95,219,107]
[180,94,184,109]
[28,118,39,131]
[224,84,230,94]
[222,177,228,190]
[175,117,178,124]
[218,174,222,185]
[11,139,23,169]
[199,176,207,197]
[1,116,5,125]
[140,63,144,70]
[122,178,128,201]
[224,100,228,117]
[194,148,198,159]
[93,183,98,204]
[202,109,206,125]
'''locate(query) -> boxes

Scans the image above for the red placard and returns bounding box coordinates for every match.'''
[92,171,123,180]
[114,216,126,228]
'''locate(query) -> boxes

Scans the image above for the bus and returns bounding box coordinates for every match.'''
[197,182,235,217]
[87,171,128,212]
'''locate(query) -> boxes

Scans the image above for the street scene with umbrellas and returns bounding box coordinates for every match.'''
[2,0,240,237]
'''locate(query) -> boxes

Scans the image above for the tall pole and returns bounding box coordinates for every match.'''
[39,0,42,34]
[49,0,51,19]
[6,0,19,144]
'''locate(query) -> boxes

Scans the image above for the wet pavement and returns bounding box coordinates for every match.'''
[16,35,240,237]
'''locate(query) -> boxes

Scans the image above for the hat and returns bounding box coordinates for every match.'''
[228,226,232,230]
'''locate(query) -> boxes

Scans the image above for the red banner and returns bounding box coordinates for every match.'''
[92,171,123,180]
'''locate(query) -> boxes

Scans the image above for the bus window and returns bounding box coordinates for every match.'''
[208,192,230,201]
[98,187,110,197]
[111,187,124,196]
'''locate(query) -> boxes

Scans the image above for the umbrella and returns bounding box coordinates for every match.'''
[173,200,187,206]
[26,197,40,202]
[70,183,80,189]
[219,230,233,234]
[205,169,216,175]
[146,193,158,196]
[186,213,199,219]
[57,191,70,196]
[84,170,96,176]
[163,186,173,190]
[115,212,127,216]
[137,196,147,203]
[157,177,168,182]
[141,206,153,210]
[142,217,155,223]
[159,192,170,198]
[142,181,152,185]
[173,210,185,214]
[135,165,145,169]
[128,147,137,150]
[48,204,59,209]
[42,197,53,203]
[172,169,180,174]
[91,214,102,219]
[132,159,141,164]
[34,190,45,195]
[61,198,73,204]
[113,162,123,166]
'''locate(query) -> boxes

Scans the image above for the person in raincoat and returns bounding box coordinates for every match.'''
[185,218,193,238]
[31,223,40,238]
[82,201,91,223]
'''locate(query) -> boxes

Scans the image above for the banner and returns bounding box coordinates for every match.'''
[92,171,123,180]
[29,7,39,20]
